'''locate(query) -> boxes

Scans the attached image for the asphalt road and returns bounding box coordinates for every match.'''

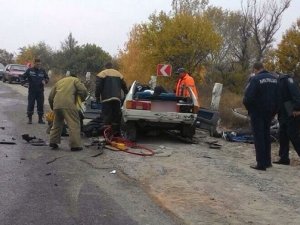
[0,83,177,225]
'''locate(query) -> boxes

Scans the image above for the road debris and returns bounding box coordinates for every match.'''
[22,133,47,146]
[46,156,65,165]
[110,170,116,174]
[0,139,16,145]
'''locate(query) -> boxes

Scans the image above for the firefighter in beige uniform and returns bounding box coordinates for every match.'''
[48,75,87,151]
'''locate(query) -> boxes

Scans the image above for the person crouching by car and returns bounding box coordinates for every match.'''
[95,62,128,135]
[48,73,87,151]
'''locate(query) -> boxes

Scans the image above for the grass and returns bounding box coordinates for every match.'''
[199,84,249,129]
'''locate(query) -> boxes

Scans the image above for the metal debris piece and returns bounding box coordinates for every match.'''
[46,156,64,165]
[0,141,16,145]
[91,149,104,157]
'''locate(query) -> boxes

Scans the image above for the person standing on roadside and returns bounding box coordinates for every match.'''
[274,73,300,165]
[22,58,49,124]
[48,73,87,151]
[174,68,199,104]
[243,62,278,171]
[95,62,128,134]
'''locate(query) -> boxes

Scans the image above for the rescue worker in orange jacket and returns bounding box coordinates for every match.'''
[174,68,199,103]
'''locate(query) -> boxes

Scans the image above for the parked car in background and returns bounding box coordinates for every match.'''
[0,63,5,80]
[2,64,27,83]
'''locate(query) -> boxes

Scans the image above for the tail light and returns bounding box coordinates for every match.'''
[125,100,151,110]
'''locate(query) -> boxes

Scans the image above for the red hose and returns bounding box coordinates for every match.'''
[103,126,155,156]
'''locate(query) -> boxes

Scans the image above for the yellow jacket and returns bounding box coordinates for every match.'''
[48,76,88,110]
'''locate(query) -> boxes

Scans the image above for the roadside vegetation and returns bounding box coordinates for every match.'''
[0,0,298,128]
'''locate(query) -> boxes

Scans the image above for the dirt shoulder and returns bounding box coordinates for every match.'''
[4,82,300,225]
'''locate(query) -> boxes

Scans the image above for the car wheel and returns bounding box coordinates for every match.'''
[2,76,6,82]
[181,125,196,138]
[121,119,137,141]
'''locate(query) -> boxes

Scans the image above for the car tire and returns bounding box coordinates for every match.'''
[121,119,137,142]
[2,76,6,82]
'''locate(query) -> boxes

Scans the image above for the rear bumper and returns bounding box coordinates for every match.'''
[122,109,196,124]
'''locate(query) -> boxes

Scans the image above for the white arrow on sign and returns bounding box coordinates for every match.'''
[160,64,170,76]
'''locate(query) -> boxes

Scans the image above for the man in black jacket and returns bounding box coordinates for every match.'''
[274,74,300,165]
[243,62,278,171]
[22,58,49,124]
[95,62,128,134]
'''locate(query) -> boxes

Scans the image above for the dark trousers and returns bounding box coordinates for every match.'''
[279,118,300,160]
[27,91,44,116]
[250,112,273,167]
[102,100,121,131]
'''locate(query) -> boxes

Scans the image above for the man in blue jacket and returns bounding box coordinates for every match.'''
[22,58,49,124]
[243,62,278,171]
[274,73,300,165]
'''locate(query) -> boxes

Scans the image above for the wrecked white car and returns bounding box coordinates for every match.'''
[121,81,199,141]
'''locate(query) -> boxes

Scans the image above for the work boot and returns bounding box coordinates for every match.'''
[273,159,290,165]
[71,147,83,152]
[28,116,32,124]
[250,165,266,171]
[38,115,45,124]
[49,143,59,150]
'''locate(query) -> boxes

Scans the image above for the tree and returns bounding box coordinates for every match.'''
[72,44,111,75]
[276,19,300,77]
[242,0,291,61]
[172,0,209,15]
[53,34,112,77]
[119,11,221,86]
[54,33,80,74]
[16,42,54,69]
[61,32,78,52]
[0,49,14,65]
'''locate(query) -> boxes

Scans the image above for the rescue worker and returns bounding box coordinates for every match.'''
[22,58,49,124]
[95,62,128,134]
[243,62,278,171]
[48,73,87,151]
[274,73,300,165]
[174,68,199,103]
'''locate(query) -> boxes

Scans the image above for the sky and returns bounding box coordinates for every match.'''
[0,0,299,56]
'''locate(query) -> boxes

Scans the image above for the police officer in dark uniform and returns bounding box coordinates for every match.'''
[274,73,300,165]
[22,58,49,124]
[243,62,278,171]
